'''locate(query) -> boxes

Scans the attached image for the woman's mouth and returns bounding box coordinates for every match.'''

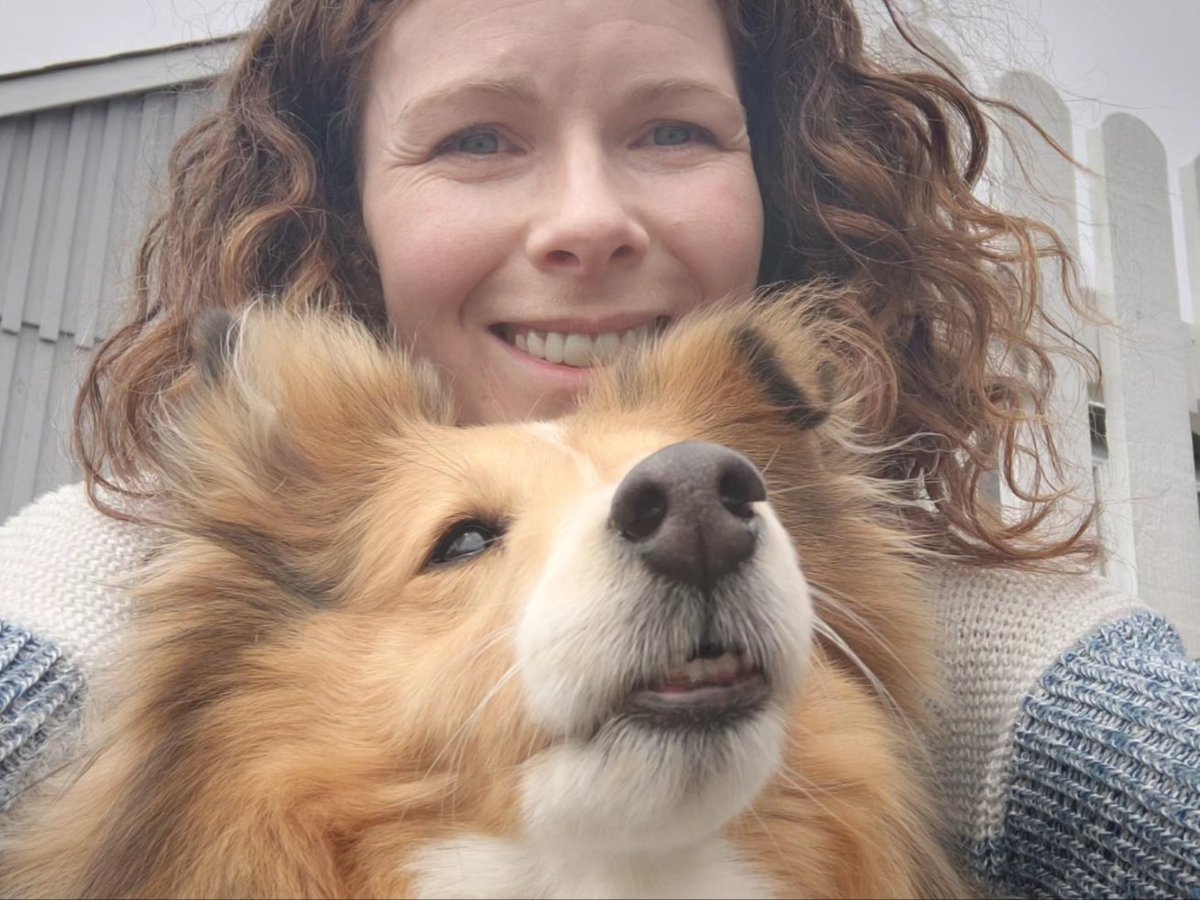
[493,317,669,369]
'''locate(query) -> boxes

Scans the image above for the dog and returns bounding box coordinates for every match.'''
[0,294,966,898]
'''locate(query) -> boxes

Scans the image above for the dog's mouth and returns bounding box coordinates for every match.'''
[623,643,769,728]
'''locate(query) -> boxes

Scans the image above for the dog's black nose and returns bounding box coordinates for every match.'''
[610,441,766,588]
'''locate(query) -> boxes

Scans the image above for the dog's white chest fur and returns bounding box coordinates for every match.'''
[408,834,775,899]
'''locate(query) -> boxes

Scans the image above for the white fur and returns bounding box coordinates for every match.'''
[520,712,789,853]
[409,833,776,899]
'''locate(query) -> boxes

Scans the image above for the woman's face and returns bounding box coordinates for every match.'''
[359,0,763,424]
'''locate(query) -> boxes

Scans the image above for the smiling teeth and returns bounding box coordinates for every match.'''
[510,324,653,368]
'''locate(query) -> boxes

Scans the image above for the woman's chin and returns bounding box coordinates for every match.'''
[455,332,599,425]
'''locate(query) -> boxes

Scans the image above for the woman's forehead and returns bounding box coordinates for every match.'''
[369,0,739,104]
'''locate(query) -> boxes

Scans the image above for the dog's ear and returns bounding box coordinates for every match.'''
[587,298,838,437]
[157,306,456,605]
[731,325,831,431]
[182,306,454,436]
[190,308,240,386]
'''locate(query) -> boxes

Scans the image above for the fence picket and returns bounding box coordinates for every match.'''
[1181,154,1200,418]
[1089,114,1200,651]
[992,71,1097,539]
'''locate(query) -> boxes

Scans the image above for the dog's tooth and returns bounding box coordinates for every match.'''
[655,651,753,691]
[562,333,594,367]
[515,331,528,352]
[543,332,565,364]
[662,666,690,684]
[713,654,739,681]
[699,653,740,682]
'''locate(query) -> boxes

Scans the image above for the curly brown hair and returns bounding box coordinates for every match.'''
[74,0,1097,565]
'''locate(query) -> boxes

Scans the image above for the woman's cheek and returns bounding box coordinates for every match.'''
[371,190,505,322]
[664,166,764,296]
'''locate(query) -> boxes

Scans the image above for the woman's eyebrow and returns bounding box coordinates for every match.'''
[624,78,744,108]
[621,77,745,118]
[395,76,542,123]
[393,76,745,125]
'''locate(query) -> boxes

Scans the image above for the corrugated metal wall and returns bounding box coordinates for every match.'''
[0,84,216,522]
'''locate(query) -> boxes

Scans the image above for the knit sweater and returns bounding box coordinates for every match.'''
[2,482,1198,897]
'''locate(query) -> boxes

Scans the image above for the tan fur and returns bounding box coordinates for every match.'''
[0,295,967,898]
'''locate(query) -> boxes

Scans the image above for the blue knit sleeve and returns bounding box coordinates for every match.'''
[0,622,84,813]
[978,613,1200,899]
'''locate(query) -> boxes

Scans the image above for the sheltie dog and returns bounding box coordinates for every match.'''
[0,295,966,898]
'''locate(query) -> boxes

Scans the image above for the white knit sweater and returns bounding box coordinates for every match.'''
[4,482,1196,897]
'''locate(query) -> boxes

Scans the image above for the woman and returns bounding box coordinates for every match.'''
[1,0,1197,896]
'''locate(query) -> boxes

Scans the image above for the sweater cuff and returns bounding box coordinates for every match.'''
[0,622,84,812]
[975,613,1200,899]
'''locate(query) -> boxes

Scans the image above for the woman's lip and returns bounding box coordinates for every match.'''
[490,313,669,336]
[491,328,596,379]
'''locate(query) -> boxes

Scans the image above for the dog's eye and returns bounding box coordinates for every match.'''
[428,521,503,567]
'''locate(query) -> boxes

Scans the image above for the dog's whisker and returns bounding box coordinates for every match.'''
[521,385,561,423]
[404,433,471,483]
[424,660,526,784]
[434,621,608,793]
[447,625,515,670]
[765,480,826,498]
[811,615,902,718]
[807,584,929,719]
[808,584,913,672]
[746,799,784,861]
[759,445,782,478]
[771,763,863,838]
[423,625,522,822]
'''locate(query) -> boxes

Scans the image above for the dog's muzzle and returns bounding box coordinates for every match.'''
[610,441,765,589]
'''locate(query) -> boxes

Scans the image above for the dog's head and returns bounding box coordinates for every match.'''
[65,294,936,895]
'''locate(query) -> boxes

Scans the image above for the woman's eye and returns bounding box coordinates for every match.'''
[455,131,500,154]
[428,521,503,567]
[437,128,506,157]
[652,123,704,147]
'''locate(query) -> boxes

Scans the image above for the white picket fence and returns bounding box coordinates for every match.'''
[873,22,1200,650]
[955,57,1200,651]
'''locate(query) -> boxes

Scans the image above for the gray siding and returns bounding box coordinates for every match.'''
[0,84,216,522]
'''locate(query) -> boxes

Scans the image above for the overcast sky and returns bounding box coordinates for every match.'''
[2,0,1198,318]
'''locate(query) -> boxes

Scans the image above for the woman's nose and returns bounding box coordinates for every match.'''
[525,152,649,279]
